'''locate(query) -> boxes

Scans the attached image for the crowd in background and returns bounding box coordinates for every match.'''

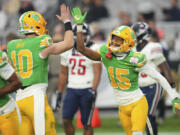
[0,0,180,122]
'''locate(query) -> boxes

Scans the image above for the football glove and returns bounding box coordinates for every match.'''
[56,92,62,111]
[172,97,180,114]
[88,88,97,101]
[71,8,87,25]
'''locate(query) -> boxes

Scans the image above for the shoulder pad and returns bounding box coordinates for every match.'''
[130,51,146,67]
[40,35,53,48]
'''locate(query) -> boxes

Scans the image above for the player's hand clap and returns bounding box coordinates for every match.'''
[71,8,87,25]
[56,4,71,23]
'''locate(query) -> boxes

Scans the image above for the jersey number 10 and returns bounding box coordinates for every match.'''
[11,50,33,79]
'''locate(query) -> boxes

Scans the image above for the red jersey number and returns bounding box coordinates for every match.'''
[69,58,86,75]
[140,73,148,78]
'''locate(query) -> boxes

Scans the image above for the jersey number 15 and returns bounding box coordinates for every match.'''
[108,67,131,90]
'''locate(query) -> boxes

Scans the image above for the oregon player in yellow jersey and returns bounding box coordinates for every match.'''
[72,8,180,135]
[7,4,74,135]
[0,50,22,135]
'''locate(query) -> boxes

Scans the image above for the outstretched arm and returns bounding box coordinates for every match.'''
[159,61,175,88]
[137,64,179,100]
[77,31,101,61]
[140,64,180,113]
[41,4,74,58]
[72,7,101,61]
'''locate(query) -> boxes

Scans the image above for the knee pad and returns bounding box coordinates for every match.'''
[132,131,143,135]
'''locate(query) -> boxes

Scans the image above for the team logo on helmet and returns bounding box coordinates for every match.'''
[72,23,91,46]
[19,11,47,35]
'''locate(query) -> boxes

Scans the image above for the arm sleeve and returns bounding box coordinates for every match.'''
[149,46,166,66]
[136,64,180,100]
[60,53,68,66]
[0,63,15,80]
[151,55,166,66]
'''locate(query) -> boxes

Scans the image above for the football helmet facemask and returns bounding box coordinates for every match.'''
[19,11,47,35]
[131,22,151,45]
[108,26,136,54]
[72,23,91,46]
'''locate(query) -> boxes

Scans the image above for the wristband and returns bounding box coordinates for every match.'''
[64,21,72,31]
[77,25,83,32]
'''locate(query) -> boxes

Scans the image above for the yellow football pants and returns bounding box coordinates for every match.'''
[118,96,148,135]
[0,109,19,135]
[17,94,56,135]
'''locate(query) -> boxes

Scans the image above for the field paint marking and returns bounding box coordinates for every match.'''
[58,132,180,135]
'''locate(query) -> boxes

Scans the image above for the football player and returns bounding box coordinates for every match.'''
[7,4,74,135]
[0,50,22,135]
[131,22,175,135]
[71,8,180,135]
[56,23,101,135]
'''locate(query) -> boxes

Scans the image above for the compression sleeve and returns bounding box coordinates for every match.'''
[136,64,180,100]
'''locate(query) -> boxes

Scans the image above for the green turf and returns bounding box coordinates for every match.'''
[56,116,180,133]
[0,116,179,135]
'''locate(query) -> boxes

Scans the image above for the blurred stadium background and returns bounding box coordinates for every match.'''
[0,0,180,134]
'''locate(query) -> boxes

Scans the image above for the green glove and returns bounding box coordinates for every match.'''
[71,8,87,25]
[172,98,180,114]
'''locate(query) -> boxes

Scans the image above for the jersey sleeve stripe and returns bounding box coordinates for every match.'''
[137,59,146,68]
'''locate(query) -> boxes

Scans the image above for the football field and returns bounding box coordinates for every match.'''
[55,115,180,135]
[57,133,180,135]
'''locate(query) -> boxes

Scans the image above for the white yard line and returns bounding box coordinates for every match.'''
[58,132,180,135]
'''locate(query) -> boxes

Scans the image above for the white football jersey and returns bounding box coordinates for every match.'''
[0,52,14,80]
[60,44,100,89]
[138,42,166,87]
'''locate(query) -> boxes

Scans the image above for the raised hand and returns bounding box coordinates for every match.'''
[56,4,71,23]
[71,8,87,25]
